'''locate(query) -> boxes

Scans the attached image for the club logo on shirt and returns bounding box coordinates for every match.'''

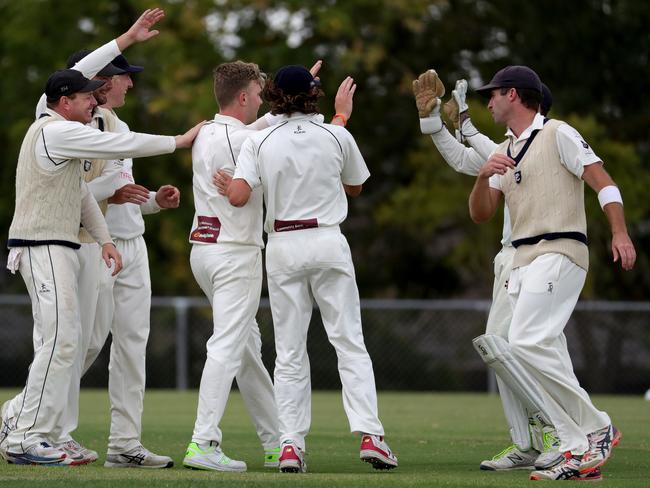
[293,124,306,134]
[39,283,51,294]
[83,160,92,172]
[581,140,589,149]
[190,216,221,243]
[547,282,554,293]
[514,170,522,184]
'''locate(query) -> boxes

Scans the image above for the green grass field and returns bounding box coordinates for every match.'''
[0,389,648,487]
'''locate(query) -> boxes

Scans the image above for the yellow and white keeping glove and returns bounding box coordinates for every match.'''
[413,69,446,118]
[443,79,469,140]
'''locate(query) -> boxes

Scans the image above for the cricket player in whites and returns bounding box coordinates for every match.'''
[468,65,635,481]
[183,60,355,471]
[412,69,563,472]
[228,65,397,473]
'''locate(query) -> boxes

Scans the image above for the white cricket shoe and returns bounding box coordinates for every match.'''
[55,439,98,464]
[360,434,398,470]
[580,424,620,471]
[530,452,583,481]
[279,440,307,473]
[534,429,563,469]
[479,444,537,470]
[5,441,67,465]
[182,441,247,472]
[104,444,173,468]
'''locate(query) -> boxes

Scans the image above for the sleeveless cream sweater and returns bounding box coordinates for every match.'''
[8,112,83,248]
[496,119,589,271]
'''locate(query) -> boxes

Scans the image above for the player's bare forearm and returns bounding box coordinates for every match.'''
[228,179,252,207]
[469,177,498,223]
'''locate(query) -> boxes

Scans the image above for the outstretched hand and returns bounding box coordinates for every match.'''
[309,60,323,79]
[443,79,469,129]
[175,120,207,149]
[413,69,445,118]
[334,77,356,123]
[117,8,165,51]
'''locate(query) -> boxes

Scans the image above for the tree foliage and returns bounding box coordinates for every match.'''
[0,0,647,298]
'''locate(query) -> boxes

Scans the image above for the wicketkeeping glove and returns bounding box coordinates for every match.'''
[443,79,469,129]
[413,69,445,118]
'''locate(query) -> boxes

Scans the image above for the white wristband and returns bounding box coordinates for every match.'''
[597,185,623,209]
[419,115,442,134]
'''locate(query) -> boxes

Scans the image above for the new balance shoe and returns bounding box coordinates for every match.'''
[480,444,537,470]
[182,441,247,472]
[279,441,306,473]
[581,424,616,471]
[104,444,173,468]
[264,446,281,468]
[55,439,98,464]
[535,429,563,469]
[5,442,67,465]
[359,434,398,470]
[530,452,582,481]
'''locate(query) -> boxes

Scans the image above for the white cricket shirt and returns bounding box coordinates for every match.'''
[189,114,264,248]
[234,112,370,234]
[104,114,162,240]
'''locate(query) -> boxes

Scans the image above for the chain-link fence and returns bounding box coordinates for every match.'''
[1,295,649,393]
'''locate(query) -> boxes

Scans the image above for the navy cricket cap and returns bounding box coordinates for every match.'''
[274,65,317,95]
[476,65,542,96]
[111,54,144,73]
[66,49,126,77]
[541,83,553,115]
[45,69,105,103]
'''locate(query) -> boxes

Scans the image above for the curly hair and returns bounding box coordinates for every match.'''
[263,79,324,115]
[213,61,265,109]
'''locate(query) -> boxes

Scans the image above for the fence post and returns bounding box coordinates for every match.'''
[174,297,189,390]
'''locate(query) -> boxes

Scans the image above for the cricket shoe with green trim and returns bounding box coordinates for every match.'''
[535,428,563,469]
[105,444,173,468]
[264,446,281,468]
[480,444,537,470]
[183,441,246,472]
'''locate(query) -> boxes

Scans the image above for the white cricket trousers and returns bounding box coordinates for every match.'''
[53,242,103,444]
[83,235,151,454]
[190,244,279,449]
[6,246,81,452]
[508,253,610,455]
[266,226,384,451]
[485,245,532,450]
